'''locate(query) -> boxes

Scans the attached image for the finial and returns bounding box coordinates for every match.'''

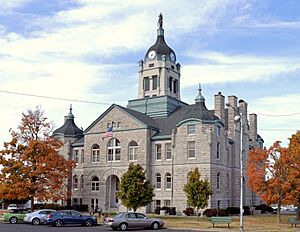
[69,104,72,114]
[195,83,205,103]
[158,13,163,29]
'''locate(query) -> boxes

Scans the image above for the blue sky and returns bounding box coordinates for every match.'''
[0,0,299,147]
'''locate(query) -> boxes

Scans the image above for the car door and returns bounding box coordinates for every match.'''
[70,210,82,224]
[60,211,73,224]
[136,213,150,228]
[125,213,139,228]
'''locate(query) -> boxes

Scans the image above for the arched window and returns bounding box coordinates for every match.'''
[91,144,100,163]
[155,173,161,189]
[107,138,121,161]
[165,173,172,190]
[217,172,221,190]
[128,141,138,161]
[91,176,100,191]
[73,175,78,189]
[80,175,84,189]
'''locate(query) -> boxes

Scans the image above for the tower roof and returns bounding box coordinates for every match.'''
[53,105,83,138]
[145,13,176,62]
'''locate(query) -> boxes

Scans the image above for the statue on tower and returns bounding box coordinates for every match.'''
[158,13,163,29]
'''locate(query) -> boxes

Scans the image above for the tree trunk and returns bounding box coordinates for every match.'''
[30,196,34,211]
[276,202,281,223]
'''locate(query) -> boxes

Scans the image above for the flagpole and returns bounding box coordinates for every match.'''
[108,122,113,212]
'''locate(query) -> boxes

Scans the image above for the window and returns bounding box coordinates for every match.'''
[155,200,161,208]
[92,144,100,163]
[174,79,178,93]
[164,200,171,207]
[171,65,174,69]
[74,150,79,163]
[155,144,162,160]
[80,175,84,189]
[187,124,195,135]
[91,198,98,212]
[128,141,138,161]
[217,200,221,209]
[168,77,173,92]
[217,142,220,159]
[165,173,172,190]
[81,149,84,163]
[149,63,154,68]
[152,75,158,90]
[91,176,100,191]
[165,143,172,160]
[156,173,161,189]
[73,175,78,189]
[107,138,121,161]
[187,141,195,159]
[144,77,150,91]
[217,172,220,190]
[217,126,221,136]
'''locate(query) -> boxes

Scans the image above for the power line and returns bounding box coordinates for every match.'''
[0,90,111,106]
[1,89,300,118]
[259,128,297,132]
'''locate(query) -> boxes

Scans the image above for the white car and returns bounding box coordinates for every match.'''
[7,204,18,210]
[24,209,56,225]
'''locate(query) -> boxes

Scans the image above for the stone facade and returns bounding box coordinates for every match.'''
[53,15,264,214]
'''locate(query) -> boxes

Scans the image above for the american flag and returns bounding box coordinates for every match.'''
[101,126,113,140]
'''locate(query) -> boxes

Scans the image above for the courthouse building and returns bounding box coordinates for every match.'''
[53,15,263,213]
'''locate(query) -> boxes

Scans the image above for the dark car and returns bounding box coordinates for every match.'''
[46,210,97,227]
[104,212,164,231]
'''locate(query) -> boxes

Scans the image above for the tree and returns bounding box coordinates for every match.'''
[183,168,212,217]
[246,142,291,223]
[0,106,74,210]
[117,163,154,212]
[286,131,300,219]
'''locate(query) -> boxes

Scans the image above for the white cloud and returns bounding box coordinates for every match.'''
[181,52,300,87]
[0,0,32,12]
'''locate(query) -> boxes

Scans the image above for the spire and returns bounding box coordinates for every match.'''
[195,84,205,103]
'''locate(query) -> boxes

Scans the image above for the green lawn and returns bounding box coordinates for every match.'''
[153,214,298,232]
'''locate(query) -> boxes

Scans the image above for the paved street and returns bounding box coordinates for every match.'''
[0,222,214,232]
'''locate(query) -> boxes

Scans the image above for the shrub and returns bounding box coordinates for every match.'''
[243,206,251,215]
[203,208,217,217]
[217,209,228,216]
[154,206,161,215]
[183,207,194,216]
[226,207,240,215]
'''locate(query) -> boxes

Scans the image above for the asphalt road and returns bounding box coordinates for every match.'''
[0,222,204,232]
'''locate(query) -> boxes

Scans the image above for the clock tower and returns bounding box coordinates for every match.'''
[138,13,181,100]
[128,14,186,118]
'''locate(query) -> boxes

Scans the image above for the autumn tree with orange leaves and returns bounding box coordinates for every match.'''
[0,106,74,210]
[286,131,300,219]
[246,142,291,223]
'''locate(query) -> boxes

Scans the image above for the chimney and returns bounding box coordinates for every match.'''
[227,95,238,138]
[214,92,225,123]
[249,113,257,145]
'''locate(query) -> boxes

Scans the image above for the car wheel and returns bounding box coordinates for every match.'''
[85,219,93,227]
[32,218,40,225]
[151,221,159,230]
[9,217,18,224]
[119,222,128,231]
[54,219,63,227]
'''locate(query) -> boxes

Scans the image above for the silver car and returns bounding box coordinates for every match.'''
[24,209,56,225]
[104,212,164,231]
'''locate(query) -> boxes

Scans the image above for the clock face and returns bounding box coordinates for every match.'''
[148,50,156,59]
[170,52,176,62]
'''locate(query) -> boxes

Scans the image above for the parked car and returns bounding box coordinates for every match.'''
[46,210,97,227]
[3,209,31,224]
[7,204,18,210]
[24,209,56,225]
[104,212,165,231]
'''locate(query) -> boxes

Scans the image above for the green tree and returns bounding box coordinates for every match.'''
[184,168,212,217]
[0,106,74,210]
[117,163,154,212]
